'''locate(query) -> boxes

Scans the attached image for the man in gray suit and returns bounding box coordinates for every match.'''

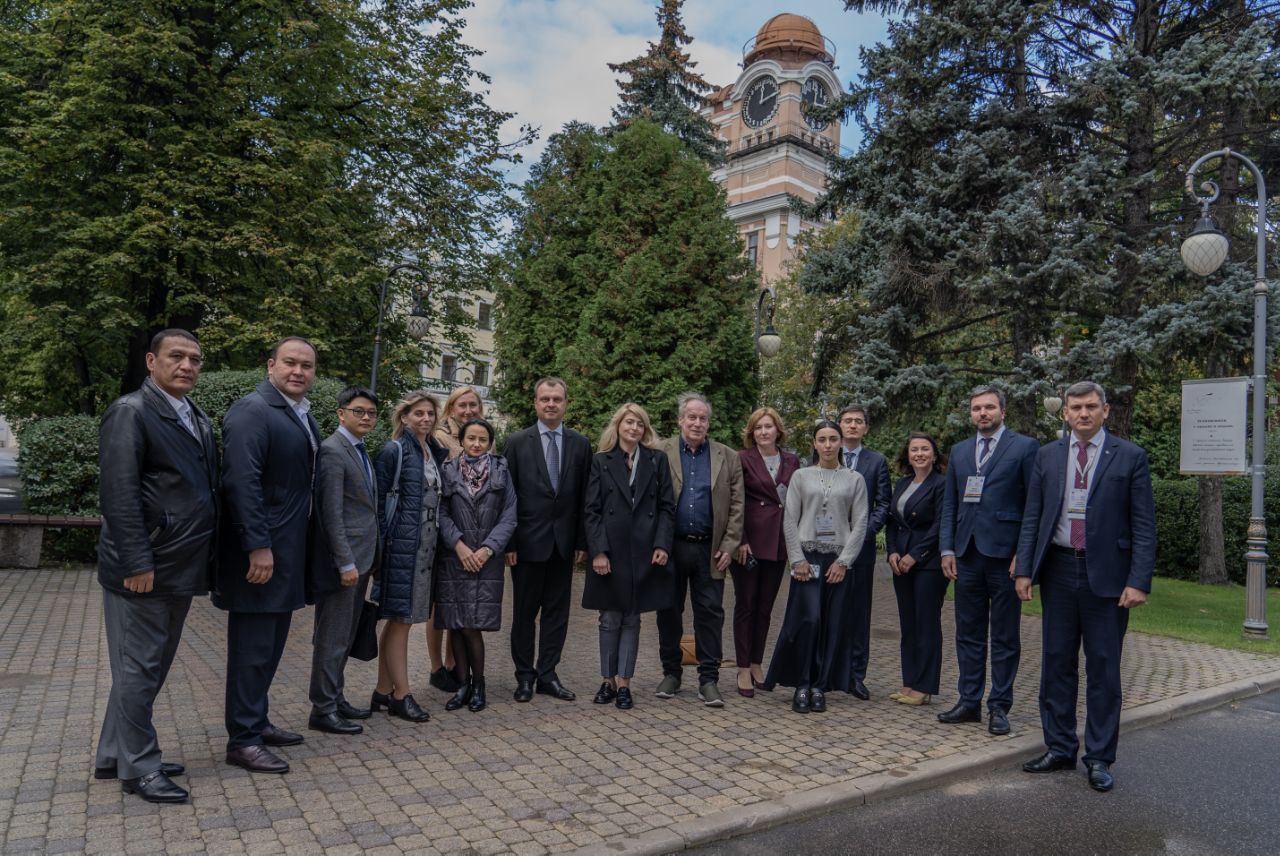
[307,386,382,735]
[95,329,218,804]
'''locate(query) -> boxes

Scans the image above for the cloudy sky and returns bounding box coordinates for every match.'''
[460,1,891,182]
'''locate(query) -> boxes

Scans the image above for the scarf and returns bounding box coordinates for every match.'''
[459,453,490,497]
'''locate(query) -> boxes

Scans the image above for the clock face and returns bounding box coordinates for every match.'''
[801,77,830,130]
[742,76,779,128]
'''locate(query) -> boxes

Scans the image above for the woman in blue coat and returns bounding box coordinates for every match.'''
[371,391,448,724]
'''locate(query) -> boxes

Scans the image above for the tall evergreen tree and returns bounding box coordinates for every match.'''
[608,0,726,165]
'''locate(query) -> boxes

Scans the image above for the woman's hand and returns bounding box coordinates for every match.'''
[888,552,902,575]
[827,562,847,584]
[897,554,916,574]
[793,561,814,582]
[651,548,669,566]
[457,543,487,573]
[735,543,751,564]
[592,553,611,575]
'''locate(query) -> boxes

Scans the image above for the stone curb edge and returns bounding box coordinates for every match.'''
[583,668,1280,855]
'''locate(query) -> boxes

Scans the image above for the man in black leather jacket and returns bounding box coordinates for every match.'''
[95,329,219,804]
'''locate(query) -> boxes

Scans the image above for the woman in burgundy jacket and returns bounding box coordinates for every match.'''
[732,407,801,697]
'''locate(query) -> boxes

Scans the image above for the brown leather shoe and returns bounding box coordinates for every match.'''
[225,745,289,774]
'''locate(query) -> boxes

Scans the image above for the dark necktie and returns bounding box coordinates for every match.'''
[845,449,855,470]
[978,436,993,469]
[356,442,375,499]
[546,431,560,493]
[1070,441,1089,550]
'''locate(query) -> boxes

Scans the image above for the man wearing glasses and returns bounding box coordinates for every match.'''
[307,386,382,735]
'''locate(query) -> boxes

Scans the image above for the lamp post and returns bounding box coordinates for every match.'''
[1042,393,1065,439]
[370,263,433,398]
[755,287,781,357]
[1182,147,1271,640]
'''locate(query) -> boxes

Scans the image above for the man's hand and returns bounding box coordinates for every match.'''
[1119,587,1147,609]
[505,551,518,568]
[827,562,847,584]
[714,550,732,573]
[247,548,274,584]
[592,553,611,575]
[651,548,668,566]
[888,553,901,575]
[1008,555,1017,579]
[340,569,359,587]
[1015,576,1033,602]
[123,570,154,593]
[897,554,916,574]
[941,554,958,581]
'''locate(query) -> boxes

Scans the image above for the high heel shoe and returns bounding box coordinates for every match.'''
[370,690,392,713]
[388,693,430,722]
[445,680,473,712]
[468,678,487,712]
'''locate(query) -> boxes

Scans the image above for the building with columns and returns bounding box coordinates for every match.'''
[705,13,841,284]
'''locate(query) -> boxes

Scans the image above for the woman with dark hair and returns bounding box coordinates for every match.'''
[371,391,449,723]
[764,420,869,713]
[886,432,948,706]
[435,418,517,712]
[732,407,801,697]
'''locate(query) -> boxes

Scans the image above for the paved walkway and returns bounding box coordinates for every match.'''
[1,567,1277,855]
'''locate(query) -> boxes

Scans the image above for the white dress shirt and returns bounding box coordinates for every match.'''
[1052,429,1106,549]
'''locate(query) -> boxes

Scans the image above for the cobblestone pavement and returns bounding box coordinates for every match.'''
[1,567,1277,855]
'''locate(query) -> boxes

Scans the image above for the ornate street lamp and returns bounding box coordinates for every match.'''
[1042,393,1065,439]
[1182,148,1271,640]
[370,263,433,398]
[755,287,781,357]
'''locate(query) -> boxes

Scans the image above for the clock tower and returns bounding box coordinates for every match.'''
[705,14,841,284]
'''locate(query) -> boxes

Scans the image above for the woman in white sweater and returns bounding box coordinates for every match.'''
[764,420,869,713]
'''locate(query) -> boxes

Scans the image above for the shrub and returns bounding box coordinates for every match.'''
[15,416,100,560]
[1153,472,1280,586]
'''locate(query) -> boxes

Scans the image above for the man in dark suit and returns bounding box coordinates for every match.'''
[307,386,382,735]
[95,329,218,804]
[215,336,320,774]
[1016,381,1155,793]
[937,385,1039,736]
[503,377,592,702]
[837,404,891,700]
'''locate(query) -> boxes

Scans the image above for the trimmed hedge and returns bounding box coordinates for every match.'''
[1153,473,1280,586]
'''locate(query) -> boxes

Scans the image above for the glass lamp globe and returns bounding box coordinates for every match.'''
[757,324,782,357]
[1180,216,1229,276]
[406,312,431,340]
[1042,395,1062,417]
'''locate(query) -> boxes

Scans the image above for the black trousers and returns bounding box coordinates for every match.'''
[225,610,292,751]
[846,552,876,683]
[891,567,949,695]
[656,538,724,684]
[1039,549,1129,765]
[95,589,192,779]
[954,547,1021,712]
[510,549,574,684]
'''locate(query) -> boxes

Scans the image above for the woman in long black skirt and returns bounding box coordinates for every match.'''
[765,420,869,713]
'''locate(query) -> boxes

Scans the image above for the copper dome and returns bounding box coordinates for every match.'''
[744,14,833,65]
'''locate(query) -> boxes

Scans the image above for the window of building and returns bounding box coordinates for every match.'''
[441,355,458,383]
[746,231,760,267]
[473,361,490,388]
[477,301,493,331]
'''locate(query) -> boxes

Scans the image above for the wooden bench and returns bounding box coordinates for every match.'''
[0,514,101,568]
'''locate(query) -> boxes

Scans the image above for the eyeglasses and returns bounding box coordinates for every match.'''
[342,408,377,419]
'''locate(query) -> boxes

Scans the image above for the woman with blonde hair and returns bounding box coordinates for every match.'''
[434,386,484,461]
[582,403,676,709]
[732,407,801,697]
[371,391,449,722]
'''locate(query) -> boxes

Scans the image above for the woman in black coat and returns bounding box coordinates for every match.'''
[583,403,676,710]
[885,432,948,706]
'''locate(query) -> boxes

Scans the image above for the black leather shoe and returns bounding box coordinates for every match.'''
[536,678,576,701]
[1022,751,1077,774]
[95,761,185,780]
[388,693,430,722]
[593,682,617,704]
[308,712,362,735]
[792,687,811,713]
[1086,761,1114,792]
[370,689,391,713]
[261,725,304,747]
[810,688,827,713]
[337,700,371,720]
[615,687,634,710]
[514,680,534,703]
[226,745,289,774]
[445,682,473,712]
[988,708,1011,735]
[468,678,487,712]
[849,679,870,700]
[430,666,463,693]
[937,703,981,724]
[121,770,188,803]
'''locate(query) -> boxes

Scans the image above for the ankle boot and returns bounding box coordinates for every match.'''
[370,689,391,713]
[468,677,487,712]
[445,679,473,712]
[388,693,430,723]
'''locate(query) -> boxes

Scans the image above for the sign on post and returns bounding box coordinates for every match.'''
[1180,377,1250,476]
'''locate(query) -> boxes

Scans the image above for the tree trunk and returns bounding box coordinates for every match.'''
[1198,476,1230,584]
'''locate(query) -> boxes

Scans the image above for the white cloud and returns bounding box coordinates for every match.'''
[460,1,891,183]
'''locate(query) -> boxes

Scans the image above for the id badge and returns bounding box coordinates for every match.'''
[814,513,837,539]
[963,475,985,503]
[1067,487,1089,520]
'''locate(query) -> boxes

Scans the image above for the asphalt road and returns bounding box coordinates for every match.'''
[0,447,21,513]
[690,691,1280,856]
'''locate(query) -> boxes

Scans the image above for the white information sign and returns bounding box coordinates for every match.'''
[1180,377,1249,476]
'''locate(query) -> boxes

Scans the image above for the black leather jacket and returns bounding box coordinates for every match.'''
[97,378,219,596]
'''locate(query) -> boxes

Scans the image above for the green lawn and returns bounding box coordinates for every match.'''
[1017,578,1280,657]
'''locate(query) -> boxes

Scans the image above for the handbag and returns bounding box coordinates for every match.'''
[349,598,379,662]
[680,633,698,666]
[382,439,405,533]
